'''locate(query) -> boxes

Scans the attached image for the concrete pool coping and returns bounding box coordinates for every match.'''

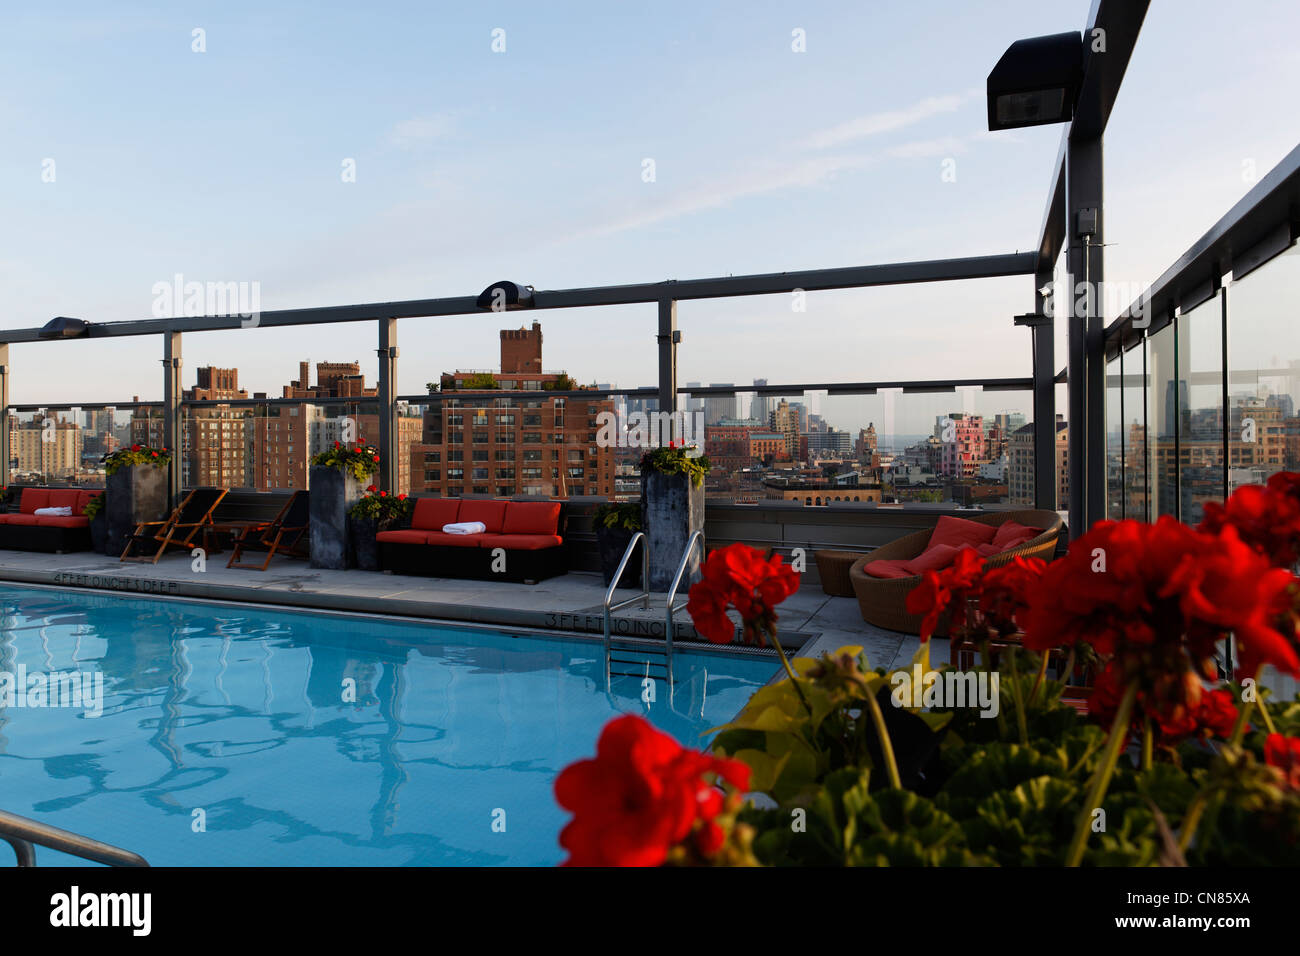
[0,548,929,672]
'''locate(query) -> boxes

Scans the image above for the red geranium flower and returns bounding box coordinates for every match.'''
[1200,482,1300,568]
[373,455,380,462]
[905,546,984,641]
[1088,663,1241,745]
[379,490,387,497]
[131,444,141,452]
[398,493,407,500]
[334,441,340,449]
[1264,733,1300,792]
[686,543,800,645]
[151,451,158,457]
[554,715,749,866]
[367,485,377,493]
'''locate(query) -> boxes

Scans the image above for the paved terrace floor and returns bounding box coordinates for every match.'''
[0,548,939,671]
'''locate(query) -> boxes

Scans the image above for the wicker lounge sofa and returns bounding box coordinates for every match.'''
[848,509,1063,637]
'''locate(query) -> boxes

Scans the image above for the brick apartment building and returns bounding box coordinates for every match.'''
[134,362,419,493]
[412,321,614,498]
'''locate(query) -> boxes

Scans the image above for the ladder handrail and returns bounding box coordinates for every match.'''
[603,531,650,687]
[663,530,706,688]
[0,808,149,867]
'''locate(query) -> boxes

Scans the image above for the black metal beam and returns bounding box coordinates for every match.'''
[1035,0,1149,273]
[0,253,1037,345]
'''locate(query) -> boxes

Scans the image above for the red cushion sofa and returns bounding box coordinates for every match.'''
[377,497,567,583]
[0,487,103,553]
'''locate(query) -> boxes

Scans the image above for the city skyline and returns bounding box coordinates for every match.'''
[3,0,1296,406]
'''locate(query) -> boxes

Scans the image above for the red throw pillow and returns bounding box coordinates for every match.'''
[862,558,913,579]
[902,543,963,575]
[926,515,996,551]
[975,542,1003,557]
[991,520,1043,549]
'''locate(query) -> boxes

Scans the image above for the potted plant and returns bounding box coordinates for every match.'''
[103,444,171,556]
[640,441,710,591]
[309,441,379,569]
[348,488,412,571]
[592,502,643,588]
[83,491,107,554]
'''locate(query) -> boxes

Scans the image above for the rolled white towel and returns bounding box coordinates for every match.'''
[34,506,74,517]
[442,521,487,535]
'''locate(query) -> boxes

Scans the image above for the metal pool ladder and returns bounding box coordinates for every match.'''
[602,531,706,692]
[603,532,652,688]
[0,808,149,867]
[662,530,706,689]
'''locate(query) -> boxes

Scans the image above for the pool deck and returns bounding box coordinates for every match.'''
[0,548,937,671]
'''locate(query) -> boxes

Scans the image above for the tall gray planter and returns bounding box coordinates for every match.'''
[105,465,168,557]
[310,465,365,569]
[642,471,705,591]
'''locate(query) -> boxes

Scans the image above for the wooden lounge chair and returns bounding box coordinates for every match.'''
[120,487,228,564]
[226,490,310,570]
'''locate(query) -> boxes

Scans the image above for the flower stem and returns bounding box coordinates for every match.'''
[862,686,903,790]
[1008,648,1028,746]
[1228,665,1268,746]
[765,626,813,720]
[1177,792,1209,854]
[1256,688,1278,735]
[1065,679,1138,867]
[1030,650,1050,705]
[1141,717,1153,771]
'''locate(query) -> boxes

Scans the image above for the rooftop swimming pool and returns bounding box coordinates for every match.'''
[0,585,777,866]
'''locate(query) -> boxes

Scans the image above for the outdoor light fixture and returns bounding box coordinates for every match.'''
[986,31,1083,130]
[38,316,90,339]
[476,280,534,311]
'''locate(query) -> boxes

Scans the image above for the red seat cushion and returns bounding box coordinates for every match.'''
[862,558,914,579]
[20,489,50,514]
[926,515,996,551]
[457,499,508,533]
[482,533,563,551]
[411,497,461,531]
[2,514,40,526]
[975,542,1003,557]
[991,520,1043,550]
[902,543,963,575]
[76,490,102,515]
[502,501,561,536]
[48,489,80,512]
[423,531,488,548]
[376,529,432,545]
[35,515,90,528]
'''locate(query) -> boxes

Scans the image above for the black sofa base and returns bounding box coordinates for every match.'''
[0,525,93,554]
[380,543,566,584]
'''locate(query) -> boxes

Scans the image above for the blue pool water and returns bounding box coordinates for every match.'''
[0,586,776,866]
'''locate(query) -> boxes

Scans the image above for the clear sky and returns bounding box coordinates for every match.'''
[2,0,1296,433]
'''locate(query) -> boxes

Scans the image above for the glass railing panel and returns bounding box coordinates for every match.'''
[4,403,162,487]
[1177,294,1226,524]
[1226,244,1300,490]
[180,400,379,492]
[1121,340,1149,521]
[1147,321,1177,519]
[1106,355,1124,518]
